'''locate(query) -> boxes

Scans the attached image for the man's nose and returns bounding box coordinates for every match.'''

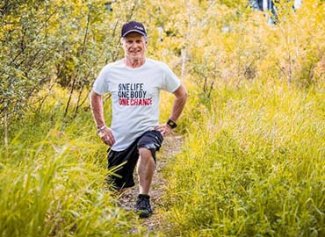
[130,42,139,47]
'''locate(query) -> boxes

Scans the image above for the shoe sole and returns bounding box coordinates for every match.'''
[138,210,152,218]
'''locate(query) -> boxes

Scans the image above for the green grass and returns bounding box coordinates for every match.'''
[0,97,146,237]
[1,81,324,237]
[162,81,325,237]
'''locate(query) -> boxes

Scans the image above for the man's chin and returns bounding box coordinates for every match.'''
[129,55,144,60]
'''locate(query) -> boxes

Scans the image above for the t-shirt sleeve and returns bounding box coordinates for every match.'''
[92,66,109,95]
[161,63,181,93]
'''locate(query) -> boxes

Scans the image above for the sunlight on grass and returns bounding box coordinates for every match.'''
[0,94,146,237]
[162,81,325,236]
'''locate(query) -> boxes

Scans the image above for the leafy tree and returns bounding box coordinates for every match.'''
[0,0,60,146]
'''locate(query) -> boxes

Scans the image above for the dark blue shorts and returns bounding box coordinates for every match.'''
[107,130,164,190]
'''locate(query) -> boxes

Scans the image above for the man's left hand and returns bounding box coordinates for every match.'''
[155,124,172,137]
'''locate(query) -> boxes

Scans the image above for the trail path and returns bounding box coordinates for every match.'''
[118,135,184,233]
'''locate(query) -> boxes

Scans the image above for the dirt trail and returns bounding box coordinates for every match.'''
[117,135,184,233]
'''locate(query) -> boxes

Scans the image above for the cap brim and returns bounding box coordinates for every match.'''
[122,29,146,37]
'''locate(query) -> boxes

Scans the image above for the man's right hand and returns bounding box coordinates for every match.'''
[98,126,116,146]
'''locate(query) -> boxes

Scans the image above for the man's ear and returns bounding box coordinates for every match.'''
[143,36,148,44]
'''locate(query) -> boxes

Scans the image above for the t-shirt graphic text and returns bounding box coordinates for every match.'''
[118,83,152,106]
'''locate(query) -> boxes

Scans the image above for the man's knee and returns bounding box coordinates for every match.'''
[138,147,152,159]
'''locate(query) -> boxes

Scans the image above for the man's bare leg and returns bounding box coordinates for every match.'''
[137,148,155,194]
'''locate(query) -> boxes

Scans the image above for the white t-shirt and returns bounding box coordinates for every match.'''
[93,58,181,151]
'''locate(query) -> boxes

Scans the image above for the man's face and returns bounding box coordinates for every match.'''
[121,32,147,60]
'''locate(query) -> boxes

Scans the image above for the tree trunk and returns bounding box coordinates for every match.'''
[74,85,85,117]
[4,109,9,151]
[181,48,187,80]
[64,77,76,118]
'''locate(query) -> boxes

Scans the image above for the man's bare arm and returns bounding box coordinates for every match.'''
[90,90,106,128]
[156,84,187,136]
[170,84,188,122]
[90,90,115,146]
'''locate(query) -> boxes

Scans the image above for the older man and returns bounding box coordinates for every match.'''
[90,21,187,218]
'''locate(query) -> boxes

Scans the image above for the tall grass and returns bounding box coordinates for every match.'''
[0,90,145,237]
[162,81,325,236]
[1,1,324,236]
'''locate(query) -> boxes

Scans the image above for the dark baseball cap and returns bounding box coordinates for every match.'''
[121,21,147,37]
